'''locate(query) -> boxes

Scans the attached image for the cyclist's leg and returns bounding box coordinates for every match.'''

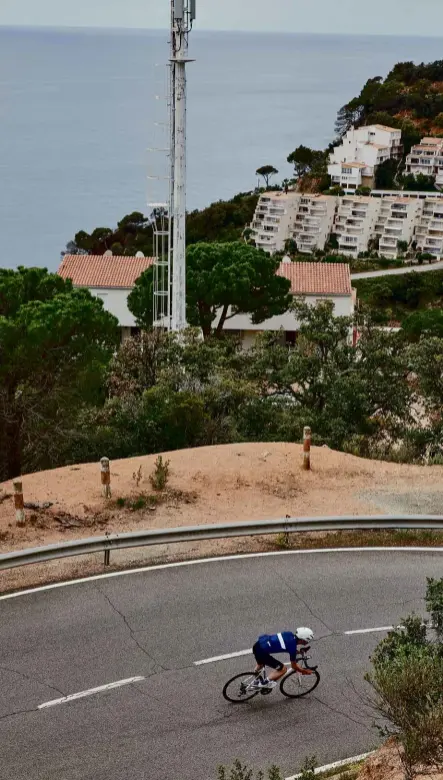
[252,642,266,674]
[253,643,285,682]
[266,654,286,682]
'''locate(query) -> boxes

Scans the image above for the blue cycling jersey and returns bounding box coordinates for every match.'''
[257,632,299,662]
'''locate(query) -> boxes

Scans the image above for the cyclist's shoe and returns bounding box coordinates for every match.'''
[249,678,277,691]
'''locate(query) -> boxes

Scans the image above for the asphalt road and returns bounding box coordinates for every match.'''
[1,550,442,780]
[351,259,443,279]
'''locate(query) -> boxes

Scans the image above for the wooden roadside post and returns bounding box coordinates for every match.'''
[302,426,311,471]
[100,457,111,499]
[13,479,26,526]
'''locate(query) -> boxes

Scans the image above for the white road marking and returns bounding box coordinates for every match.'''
[1,546,442,602]
[38,676,145,709]
[286,751,375,779]
[194,625,400,665]
[194,649,252,665]
[344,626,394,635]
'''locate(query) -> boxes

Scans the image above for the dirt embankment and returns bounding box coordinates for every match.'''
[358,740,443,780]
[2,442,443,593]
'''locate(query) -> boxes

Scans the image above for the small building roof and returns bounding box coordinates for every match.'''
[58,254,154,289]
[277,262,352,296]
[422,137,442,145]
[370,124,400,133]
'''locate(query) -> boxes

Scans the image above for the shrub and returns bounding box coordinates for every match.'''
[149,456,170,491]
[366,579,443,779]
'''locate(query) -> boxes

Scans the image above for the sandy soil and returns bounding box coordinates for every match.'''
[358,740,443,779]
[2,442,443,593]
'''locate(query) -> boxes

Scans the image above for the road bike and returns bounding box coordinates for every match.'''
[222,647,320,704]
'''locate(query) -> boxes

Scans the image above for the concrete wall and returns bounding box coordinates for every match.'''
[221,294,355,339]
[87,287,136,328]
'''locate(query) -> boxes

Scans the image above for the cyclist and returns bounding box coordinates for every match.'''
[250,627,314,690]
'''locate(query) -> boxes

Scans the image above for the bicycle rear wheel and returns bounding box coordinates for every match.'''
[280,669,320,699]
[223,672,260,703]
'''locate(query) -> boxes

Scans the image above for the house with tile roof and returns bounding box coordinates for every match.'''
[58,254,154,340]
[58,254,355,348]
[221,261,356,348]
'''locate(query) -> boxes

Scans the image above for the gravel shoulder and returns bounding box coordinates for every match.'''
[1,442,443,593]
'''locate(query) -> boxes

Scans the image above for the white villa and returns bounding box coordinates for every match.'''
[58,254,355,348]
[222,261,356,348]
[58,253,154,341]
[328,124,402,193]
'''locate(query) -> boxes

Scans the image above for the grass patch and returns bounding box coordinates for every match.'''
[114,488,197,513]
[274,529,443,551]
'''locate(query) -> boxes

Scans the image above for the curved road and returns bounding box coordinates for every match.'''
[351,259,443,280]
[1,549,442,780]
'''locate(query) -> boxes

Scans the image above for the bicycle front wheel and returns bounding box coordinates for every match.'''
[280,669,320,699]
[223,673,260,703]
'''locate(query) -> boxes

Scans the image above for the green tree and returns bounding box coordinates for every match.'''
[375,159,399,190]
[127,266,154,330]
[402,310,443,341]
[402,173,437,192]
[287,146,315,178]
[186,242,292,338]
[256,165,279,188]
[0,267,119,480]
[129,243,292,339]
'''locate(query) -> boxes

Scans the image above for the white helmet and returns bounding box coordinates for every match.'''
[295,627,314,642]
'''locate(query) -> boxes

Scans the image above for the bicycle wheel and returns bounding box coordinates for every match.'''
[223,672,260,703]
[280,669,320,699]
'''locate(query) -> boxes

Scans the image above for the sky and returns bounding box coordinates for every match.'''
[2,0,443,37]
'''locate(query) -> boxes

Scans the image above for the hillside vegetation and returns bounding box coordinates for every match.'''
[336,60,443,148]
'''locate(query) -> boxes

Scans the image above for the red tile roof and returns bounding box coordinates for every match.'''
[277,262,352,296]
[58,255,351,297]
[58,254,154,288]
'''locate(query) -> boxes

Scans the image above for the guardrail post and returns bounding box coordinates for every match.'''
[100,457,111,499]
[303,427,311,471]
[104,549,111,566]
[13,480,26,527]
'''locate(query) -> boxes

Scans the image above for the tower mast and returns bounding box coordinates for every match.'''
[169,0,195,332]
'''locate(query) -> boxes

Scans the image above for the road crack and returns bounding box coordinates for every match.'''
[273,568,337,636]
[313,694,373,733]
[94,583,169,672]
[0,707,38,724]
[0,664,66,698]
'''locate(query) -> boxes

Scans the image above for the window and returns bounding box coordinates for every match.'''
[342,167,352,174]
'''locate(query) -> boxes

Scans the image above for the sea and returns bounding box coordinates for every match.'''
[1,26,443,271]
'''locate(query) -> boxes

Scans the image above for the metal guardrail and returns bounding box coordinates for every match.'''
[1,515,443,572]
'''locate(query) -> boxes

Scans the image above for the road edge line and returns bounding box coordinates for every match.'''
[2,546,443,602]
[285,750,375,779]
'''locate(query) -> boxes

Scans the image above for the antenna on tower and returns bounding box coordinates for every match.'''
[151,0,195,332]
[169,0,196,332]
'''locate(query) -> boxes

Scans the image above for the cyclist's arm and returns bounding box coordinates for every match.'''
[289,637,313,675]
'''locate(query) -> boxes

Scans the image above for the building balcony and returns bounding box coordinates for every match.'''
[345,228,364,236]
[380,237,398,247]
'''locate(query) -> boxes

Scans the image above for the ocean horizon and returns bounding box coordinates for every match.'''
[1,26,443,270]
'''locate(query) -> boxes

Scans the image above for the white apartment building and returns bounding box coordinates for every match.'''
[415,198,443,259]
[249,192,301,253]
[405,137,443,188]
[328,125,402,193]
[250,192,336,256]
[375,197,424,260]
[290,194,338,254]
[334,196,382,257]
